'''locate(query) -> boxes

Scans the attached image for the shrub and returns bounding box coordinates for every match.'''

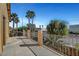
[46,19,69,46]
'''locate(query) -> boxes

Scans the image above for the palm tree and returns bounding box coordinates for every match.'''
[15,17,19,29]
[25,10,31,24]
[11,13,18,30]
[31,11,35,24]
[25,10,35,26]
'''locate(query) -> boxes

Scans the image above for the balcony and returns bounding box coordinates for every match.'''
[2,36,62,56]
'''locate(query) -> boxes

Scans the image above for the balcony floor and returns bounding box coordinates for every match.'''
[2,36,63,56]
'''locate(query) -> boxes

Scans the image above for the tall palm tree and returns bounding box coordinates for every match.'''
[25,10,35,24]
[15,17,19,29]
[11,13,18,30]
[31,11,35,24]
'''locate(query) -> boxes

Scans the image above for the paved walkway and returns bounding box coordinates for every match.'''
[2,36,63,56]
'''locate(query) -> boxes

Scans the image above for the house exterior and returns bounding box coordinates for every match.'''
[69,25,79,34]
[0,3,10,54]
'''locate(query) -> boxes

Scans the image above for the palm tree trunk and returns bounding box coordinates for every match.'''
[28,18,30,24]
[16,23,18,29]
[16,23,18,36]
[13,20,15,36]
[13,20,15,31]
[32,18,33,24]
[28,18,30,30]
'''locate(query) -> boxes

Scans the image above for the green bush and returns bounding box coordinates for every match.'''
[75,43,79,50]
[46,19,69,36]
[46,19,69,46]
[17,26,27,31]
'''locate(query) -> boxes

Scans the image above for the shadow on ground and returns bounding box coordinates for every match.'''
[20,44,38,47]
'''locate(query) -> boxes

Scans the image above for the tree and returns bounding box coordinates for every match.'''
[46,19,69,46]
[25,10,35,29]
[59,21,68,35]
[11,13,18,30]
[15,17,19,29]
[31,11,35,24]
[26,23,36,32]
[18,26,27,31]
[47,19,68,35]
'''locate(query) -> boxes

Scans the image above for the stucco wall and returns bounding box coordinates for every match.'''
[0,3,9,54]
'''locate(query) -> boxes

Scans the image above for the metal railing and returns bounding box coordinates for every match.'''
[43,32,79,56]
[28,31,79,56]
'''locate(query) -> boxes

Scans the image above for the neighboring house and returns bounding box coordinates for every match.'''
[35,28,47,32]
[41,28,47,32]
[69,25,79,34]
[35,28,41,31]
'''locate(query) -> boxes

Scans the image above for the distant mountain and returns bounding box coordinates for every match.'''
[69,25,79,33]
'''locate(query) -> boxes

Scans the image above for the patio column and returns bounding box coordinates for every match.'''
[38,30,43,47]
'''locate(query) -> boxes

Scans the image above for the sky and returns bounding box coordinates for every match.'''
[10,3,79,28]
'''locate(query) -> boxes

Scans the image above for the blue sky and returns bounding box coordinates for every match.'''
[10,3,79,28]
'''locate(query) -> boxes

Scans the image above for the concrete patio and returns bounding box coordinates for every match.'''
[2,36,63,56]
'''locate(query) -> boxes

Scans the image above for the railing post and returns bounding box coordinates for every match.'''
[75,50,77,56]
[38,30,43,47]
[23,30,26,36]
[68,47,71,56]
[64,46,66,55]
[66,46,68,55]
[27,30,31,39]
[72,48,74,56]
